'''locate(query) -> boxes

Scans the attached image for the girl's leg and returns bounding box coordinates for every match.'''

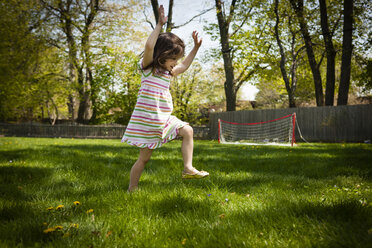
[128,148,153,192]
[178,125,198,174]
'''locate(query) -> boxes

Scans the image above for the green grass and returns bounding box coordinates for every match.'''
[0,137,371,248]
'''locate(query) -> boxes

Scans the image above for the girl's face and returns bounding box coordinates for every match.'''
[163,58,179,72]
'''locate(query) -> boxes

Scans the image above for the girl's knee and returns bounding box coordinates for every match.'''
[179,125,193,138]
[138,148,152,164]
[138,156,151,164]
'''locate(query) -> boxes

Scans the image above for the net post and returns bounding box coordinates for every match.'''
[291,113,296,146]
[218,119,221,144]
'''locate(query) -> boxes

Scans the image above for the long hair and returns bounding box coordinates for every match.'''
[143,32,185,73]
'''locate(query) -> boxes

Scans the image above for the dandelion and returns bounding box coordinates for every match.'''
[70,223,79,228]
[43,227,56,233]
[56,205,64,210]
[54,225,63,230]
[87,209,94,213]
[73,201,81,206]
[47,207,54,211]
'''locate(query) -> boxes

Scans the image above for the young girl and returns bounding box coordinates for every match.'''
[122,5,209,192]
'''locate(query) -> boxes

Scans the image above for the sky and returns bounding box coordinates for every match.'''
[141,0,259,101]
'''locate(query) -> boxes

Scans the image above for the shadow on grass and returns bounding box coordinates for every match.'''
[147,193,215,219]
[0,139,371,246]
[193,143,372,179]
[0,165,55,245]
[225,199,372,247]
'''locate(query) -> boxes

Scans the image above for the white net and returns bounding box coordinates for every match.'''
[219,113,296,146]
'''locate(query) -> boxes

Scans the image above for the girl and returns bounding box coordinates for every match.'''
[122,5,209,192]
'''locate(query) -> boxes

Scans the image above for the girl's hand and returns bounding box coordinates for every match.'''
[192,31,203,48]
[158,5,167,26]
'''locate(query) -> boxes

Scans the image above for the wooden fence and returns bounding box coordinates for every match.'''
[0,123,210,140]
[1,104,371,142]
[209,104,372,143]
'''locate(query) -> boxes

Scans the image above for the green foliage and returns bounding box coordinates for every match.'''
[170,62,225,125]
[93,51,141,125]
[205,0,371,108]
[0,0,69,122]
[0,137,371,247]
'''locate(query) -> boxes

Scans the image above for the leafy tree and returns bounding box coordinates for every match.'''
[319,0,341,106]
[273,0,307,107]
[208,0,272,111]
[289,0,324,106]
[0,0,69,122]
[38,0,146,124]
[93,51,142,125]
[170,62,225,125]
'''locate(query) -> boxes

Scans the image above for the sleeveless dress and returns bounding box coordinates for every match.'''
[121,60,188,149]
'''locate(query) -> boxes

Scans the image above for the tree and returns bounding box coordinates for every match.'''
[214,0,237,111]
[169,62,224,125]
[39,0,145,123]
[40,0,104,123]
[289,0,324,106]
[274,0,306,108]
[337,0,354,105]
[148,0,213,32]
[319,0,340,106]
[0,0,70,122]
[210,0,273,111]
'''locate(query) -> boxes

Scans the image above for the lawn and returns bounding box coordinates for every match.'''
[0,137,371,248]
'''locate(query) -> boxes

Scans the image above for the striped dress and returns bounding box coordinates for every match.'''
[121,61,188,149]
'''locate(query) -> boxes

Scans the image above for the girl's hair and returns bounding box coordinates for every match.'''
[143,32,185,72]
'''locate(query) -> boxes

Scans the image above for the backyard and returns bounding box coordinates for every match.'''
[0,137,371,247]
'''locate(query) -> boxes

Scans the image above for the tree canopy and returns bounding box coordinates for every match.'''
[0,0,370,124]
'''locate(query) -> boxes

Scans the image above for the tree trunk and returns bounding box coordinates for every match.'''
[166,0,174,32]
[290,0,324,106]
[62,0,78,122]
[274,0,296,108]
[338,0,354,105]
[77,0,99,123]
[215,0,236,111]
[77,67,88,123]
[319,0,336,106]
[67,94,76,121]
[151,0,159,25]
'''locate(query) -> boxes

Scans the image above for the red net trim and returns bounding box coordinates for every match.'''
[219,114,293,126]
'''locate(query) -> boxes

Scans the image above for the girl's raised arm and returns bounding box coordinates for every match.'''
[171,31,202,77]
[142,5,167,69]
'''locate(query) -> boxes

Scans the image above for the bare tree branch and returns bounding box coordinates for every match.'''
[173,7,214,29]
[229,8,252,38]
[226,0,237,25]
[143,9,155,29]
